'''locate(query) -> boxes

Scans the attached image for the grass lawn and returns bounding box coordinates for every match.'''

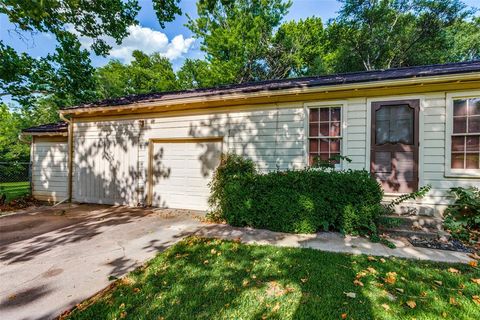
[0,181,30,202]
[64,237,480,320]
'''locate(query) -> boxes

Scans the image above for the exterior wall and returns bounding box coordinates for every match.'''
[70,90,480,215]
[72,104,306,206]
[31,136,68,202]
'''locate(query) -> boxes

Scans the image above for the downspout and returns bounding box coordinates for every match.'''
[59,113,74,202]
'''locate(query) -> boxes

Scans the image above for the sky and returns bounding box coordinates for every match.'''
[0,0,342,71]
[0,0,478,71]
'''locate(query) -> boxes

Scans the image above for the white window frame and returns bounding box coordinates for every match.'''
[445,91,480,178]
[304,101,347,170]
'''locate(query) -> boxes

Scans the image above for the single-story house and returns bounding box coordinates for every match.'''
[22,61,480,215]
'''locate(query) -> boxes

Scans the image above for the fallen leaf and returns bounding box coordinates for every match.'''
[356,271,368,279]
[384,272,397,284]
[368,256,377,261]
[133,287,140,293]
[119,303,125,309]
[434,280,443,286]
[120,311,127,318]
[449,297,458,305]
[367,267,378,274]
[210,249,217,254]
[353,279,364,287]
[448,267,460,274]
[301,278,308,283]
[203,260,209,265]
[406,300,417,309]
[252,275,257,279]
[272,302,280,312]
[396,288,404,293]
[442,311,448,318]
[344,292,356,298]
[381,303,390,311]
[468,252,480,260]
[380,258,386,263]
[473,295,480,305]
[420,291,427,297]
[469,260,478,268]
[8,295,16,300]
[341,313,347,319]
[471,278,480,285]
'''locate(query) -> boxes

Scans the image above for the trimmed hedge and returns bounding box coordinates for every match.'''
[208,154,384,234]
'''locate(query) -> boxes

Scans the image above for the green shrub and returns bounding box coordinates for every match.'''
[444,186,480,242]
[208,154,384,234]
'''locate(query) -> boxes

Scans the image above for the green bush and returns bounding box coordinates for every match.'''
[208,154,384,234]
[444,186,480,242]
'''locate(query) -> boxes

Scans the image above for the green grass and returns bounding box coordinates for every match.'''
[0,181,30,202]
[65,237,480,320]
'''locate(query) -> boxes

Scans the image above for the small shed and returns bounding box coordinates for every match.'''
[22,122,69,202]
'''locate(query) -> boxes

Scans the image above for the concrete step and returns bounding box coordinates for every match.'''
[378,215,448,240]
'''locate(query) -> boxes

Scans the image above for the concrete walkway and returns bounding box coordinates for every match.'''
[194,224,472,264]
[0,204,203,320]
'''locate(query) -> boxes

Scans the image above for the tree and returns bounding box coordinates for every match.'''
[269,17,330,78]
[96,51,178,99]
[186,0,292,84]
[327,0,473,72]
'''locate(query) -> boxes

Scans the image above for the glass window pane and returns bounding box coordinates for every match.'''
[309,109,319,122]
[470,98,480,116]
[319,153,330,161]
[468,116,480,133]
[330,122,341,136]
[320,139,329,152]
[453,117,467,133]
[309,123,318,136]
[319,108,330,122]
[465,153,479,169]
[320,123,329,136]
[309,139,318,153]
[375,105,413,144]
[330,139,341,152]
[452,136,465,151]
[451,154,464,169]
[466,136,480,151]
[331,108,341,121]
[454,99,468,116]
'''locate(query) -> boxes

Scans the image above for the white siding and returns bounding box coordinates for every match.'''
[72,106,306,206]
[32,137,68,202]
[70,91,480,215]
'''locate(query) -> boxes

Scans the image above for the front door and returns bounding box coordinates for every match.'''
[371,100,419,193]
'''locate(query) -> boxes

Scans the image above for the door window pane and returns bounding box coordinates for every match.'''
[375,105,414,144]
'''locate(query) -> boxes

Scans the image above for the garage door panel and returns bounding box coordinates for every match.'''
[151,140,222,210]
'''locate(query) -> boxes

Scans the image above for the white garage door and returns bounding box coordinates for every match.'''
[150,139,222,210]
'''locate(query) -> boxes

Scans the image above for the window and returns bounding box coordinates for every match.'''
[308,106,342,165]
[450,97,480,170]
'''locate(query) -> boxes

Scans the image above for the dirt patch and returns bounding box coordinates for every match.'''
[0,196,46,214]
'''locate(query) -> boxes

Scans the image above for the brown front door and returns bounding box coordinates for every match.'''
[371,100,419,193]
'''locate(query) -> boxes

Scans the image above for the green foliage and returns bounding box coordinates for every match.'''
[186,0,292,84]
[208,154,383,234]
[444,186,480,242]
[96,51,178,99]
[327,0,474,72]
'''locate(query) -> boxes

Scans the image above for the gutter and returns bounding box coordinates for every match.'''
[59,113,74,202]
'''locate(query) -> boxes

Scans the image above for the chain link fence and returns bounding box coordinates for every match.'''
[0,162,31,203]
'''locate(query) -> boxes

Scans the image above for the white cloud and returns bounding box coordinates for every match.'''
[75,25,195,63]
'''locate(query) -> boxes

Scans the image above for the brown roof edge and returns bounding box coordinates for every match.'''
[22,122,68,134]
[61,60,480,112]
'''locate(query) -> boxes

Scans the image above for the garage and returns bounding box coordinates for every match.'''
[148,138,223,211]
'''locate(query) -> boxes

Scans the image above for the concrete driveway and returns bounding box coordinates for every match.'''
[0,204,204,320]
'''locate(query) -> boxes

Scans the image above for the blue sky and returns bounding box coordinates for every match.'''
[0,0,478,71]
[0,0,342,70]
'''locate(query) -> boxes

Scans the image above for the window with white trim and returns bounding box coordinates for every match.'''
[451,97,480,170]
[308,106,342,165]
